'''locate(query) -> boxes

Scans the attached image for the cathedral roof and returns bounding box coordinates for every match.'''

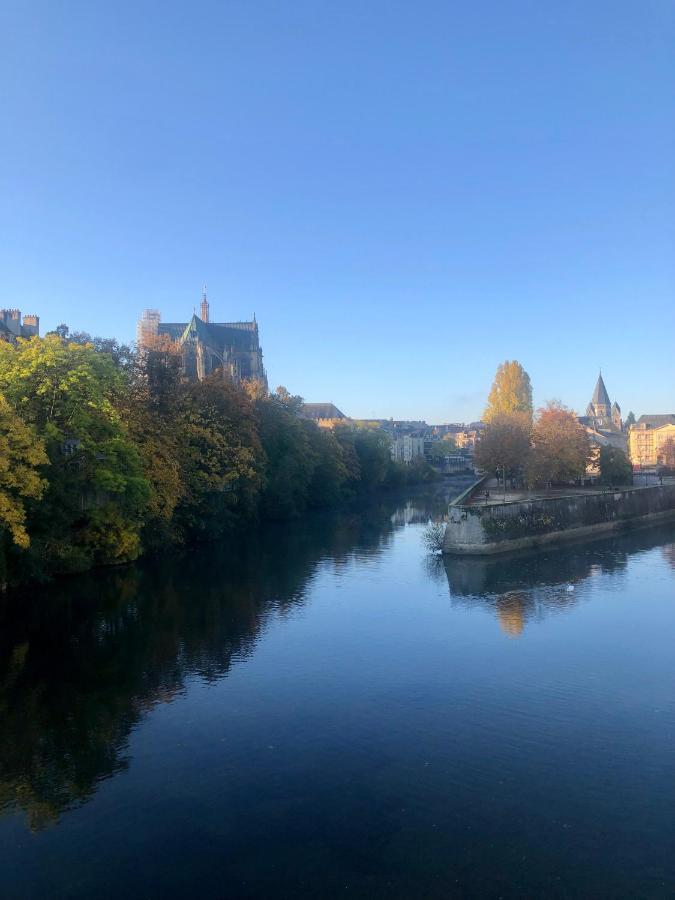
[160,316,259,351]
[591,373,611,408]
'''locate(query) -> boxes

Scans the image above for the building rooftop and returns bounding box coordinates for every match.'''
[635,414,675,429]
[591,372,611,408]
[300,403,347,420]
[160,316,258,351]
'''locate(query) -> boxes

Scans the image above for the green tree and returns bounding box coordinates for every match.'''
[175,376,263,536]
[273,385,304,415]
[0,336,149,572]
[624,411,636,428]
[352,429,393,491]
[122,342,187,546]
[598,446,633,486]
[305,425,349,508]
[428,439,456,463]
[255,394,317,518]
[0,394,48,549]
[333,427,362,490]
[484,360,533,423]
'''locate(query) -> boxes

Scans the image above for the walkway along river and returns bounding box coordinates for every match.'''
[1,482,674,898]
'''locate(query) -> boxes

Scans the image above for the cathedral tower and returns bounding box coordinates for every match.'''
[200,286,209,323]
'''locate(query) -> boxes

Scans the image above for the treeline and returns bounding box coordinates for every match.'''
[475,360,633,487]
[0,334,435,587]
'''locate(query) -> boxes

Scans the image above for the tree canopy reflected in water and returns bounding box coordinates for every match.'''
[0,486,452,831]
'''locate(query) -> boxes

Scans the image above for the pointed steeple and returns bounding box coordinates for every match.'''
[200,284,209,323]
[591,371,611,410]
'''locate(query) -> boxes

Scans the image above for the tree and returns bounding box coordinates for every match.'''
[527,401,590,486]
[624,411,636,428]
[69,331,135,369]
[428,439,456,463]
[273,385,304,415]
[305,424,349,508]
[599,446,633,486]
[175,376,263,536]
[484,360,533,423]
[0,394,48,549]
[122,342,188,545]
[53,324,70,340]
[0,336,149,572]
[256,394,317,518]
[474,412,531,478]
[352,429,393,491]
[657,438,675,469]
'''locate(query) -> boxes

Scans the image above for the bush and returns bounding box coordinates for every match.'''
[422,522,446,553]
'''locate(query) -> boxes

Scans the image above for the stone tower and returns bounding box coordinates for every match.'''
[586,372,611,420]
[585,372,622,432]
[200,286,209,323]
[0,309,40,343]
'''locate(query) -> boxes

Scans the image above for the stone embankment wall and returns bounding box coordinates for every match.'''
[443,483,675,555]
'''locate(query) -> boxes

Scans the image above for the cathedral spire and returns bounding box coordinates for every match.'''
[200,284,209,323]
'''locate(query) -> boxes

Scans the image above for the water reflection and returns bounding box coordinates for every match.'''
[1,480,672,836]
[0,483,464,832]
[443,527,675,637]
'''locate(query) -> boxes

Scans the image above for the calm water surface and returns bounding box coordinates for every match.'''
[1,484,674,898]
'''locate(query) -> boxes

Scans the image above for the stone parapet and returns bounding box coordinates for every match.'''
[443,484,675,555]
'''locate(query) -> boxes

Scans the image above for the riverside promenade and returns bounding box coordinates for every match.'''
[467,477,608,507]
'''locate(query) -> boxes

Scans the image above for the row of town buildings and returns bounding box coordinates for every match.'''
[301,374,675,471]
[3,299,674,469]
[299,403,480,468]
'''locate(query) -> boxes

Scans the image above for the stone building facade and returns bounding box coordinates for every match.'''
[628,415,675,467]
[0,309,40,344]
[137,290,266,386]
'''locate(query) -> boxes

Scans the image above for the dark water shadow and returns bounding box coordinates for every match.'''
[0,484,465,831]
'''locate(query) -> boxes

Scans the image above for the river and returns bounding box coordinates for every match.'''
[1,482,674,898]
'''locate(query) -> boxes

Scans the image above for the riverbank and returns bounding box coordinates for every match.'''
[1,467,462,594]
[443,481,675,555]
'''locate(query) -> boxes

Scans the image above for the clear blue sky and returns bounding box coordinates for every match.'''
[2,1,674,423]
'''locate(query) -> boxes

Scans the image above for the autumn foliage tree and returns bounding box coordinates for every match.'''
[474,412,531,478]
[484,360,533,424]
[657,438,675,470]
[526,402,590,486]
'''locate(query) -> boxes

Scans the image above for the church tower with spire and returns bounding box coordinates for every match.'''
[200,285,210,323]
[583,372,622,433]
[586,372,611,420]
